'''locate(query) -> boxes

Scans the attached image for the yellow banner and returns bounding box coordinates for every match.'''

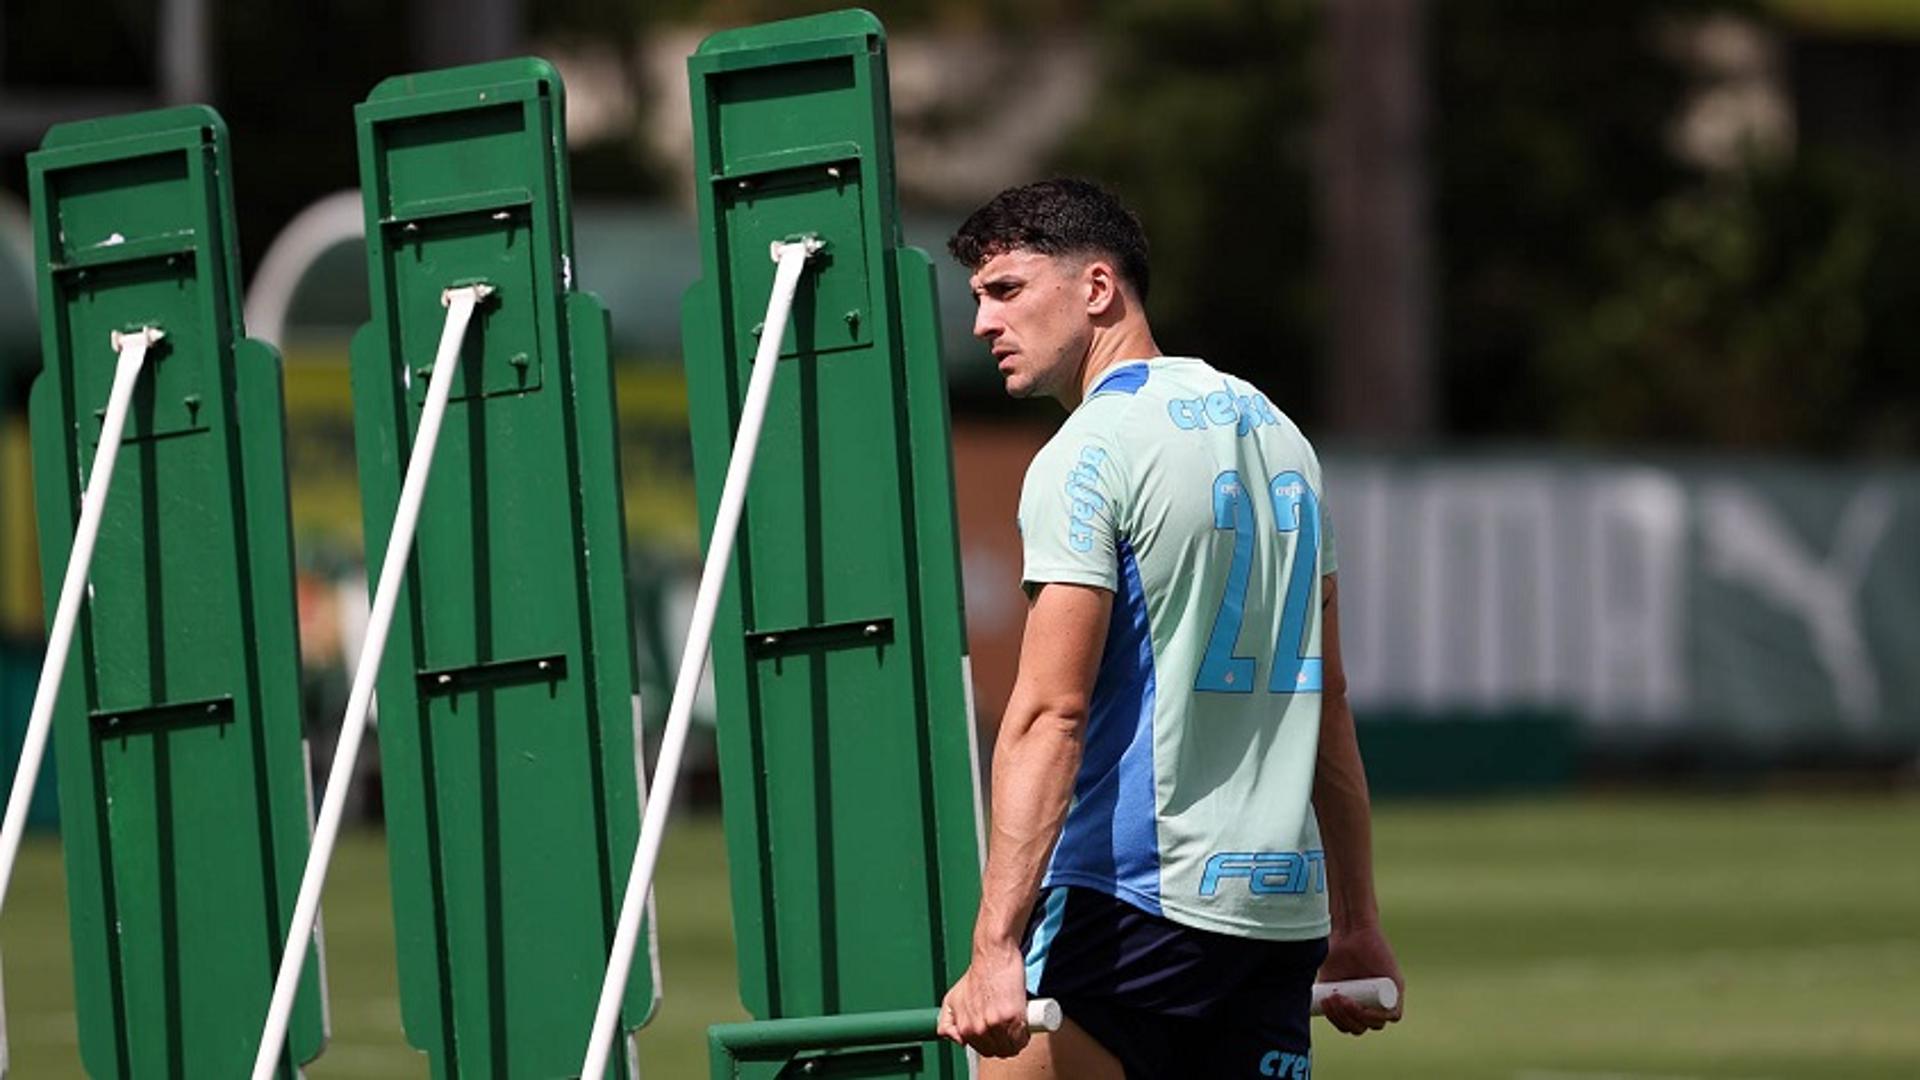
[1,351,702,637]
[0,412,36,636]
[279,346,701,561]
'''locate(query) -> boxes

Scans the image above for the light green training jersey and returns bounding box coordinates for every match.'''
[1017,356,1336,940]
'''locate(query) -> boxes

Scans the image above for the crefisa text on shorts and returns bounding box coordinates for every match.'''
[1261,1048,1312,1078]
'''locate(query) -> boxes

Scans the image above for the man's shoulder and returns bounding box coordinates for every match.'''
[1042,386,1137,458]
[1057,358,1190,446]
[1025,412,1121,499]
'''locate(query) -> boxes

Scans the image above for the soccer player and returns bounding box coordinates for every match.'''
[936,179,1403,1078]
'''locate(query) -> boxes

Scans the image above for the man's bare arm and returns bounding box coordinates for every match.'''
[1311,572,1404,1035]
[974,582,1111,950]
[939,581,1112,1058]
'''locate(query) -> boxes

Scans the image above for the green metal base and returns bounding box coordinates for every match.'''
[709,1009,948,1080]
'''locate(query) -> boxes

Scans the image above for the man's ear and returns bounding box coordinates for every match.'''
[1085,259,1121,318]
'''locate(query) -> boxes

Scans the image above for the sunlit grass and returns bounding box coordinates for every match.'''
[5,795,1917,1078]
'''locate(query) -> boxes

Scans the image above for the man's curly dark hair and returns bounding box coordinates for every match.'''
[948,178,1151,302]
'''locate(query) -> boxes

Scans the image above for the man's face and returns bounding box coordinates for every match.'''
[968,248,1093,401]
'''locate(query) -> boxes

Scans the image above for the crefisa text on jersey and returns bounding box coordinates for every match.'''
[1166,383,1284,436]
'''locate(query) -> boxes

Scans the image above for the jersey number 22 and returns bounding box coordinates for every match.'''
[1195,469,1323,695]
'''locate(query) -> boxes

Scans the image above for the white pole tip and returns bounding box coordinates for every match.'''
[1310,976,1398,1016]
[768,235,826,262]
[440,282,496,307]
[109,326,164,351]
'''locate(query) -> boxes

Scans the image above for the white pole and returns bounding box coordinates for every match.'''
[250,285,490,1080]
[0,326,160,915]
[580,238,819,1079]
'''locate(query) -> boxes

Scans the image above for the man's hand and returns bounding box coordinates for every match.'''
[1317,924,1404,1036]
[937,943,1032,1058]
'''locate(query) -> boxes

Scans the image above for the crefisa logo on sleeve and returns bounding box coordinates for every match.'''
[1064,445,1110,552]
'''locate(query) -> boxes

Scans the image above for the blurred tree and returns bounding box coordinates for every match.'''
[1053,0,1325,418]
[1426,1,1734,442]
[1323,0,1433,441]
[1428,1,1920,455]
[212,2,410,270]
[8,0,1916,454]
[1545,150,1920,452]
[1055,0,1920,455]
[1051,0,1743,437]
[2,0,153,91]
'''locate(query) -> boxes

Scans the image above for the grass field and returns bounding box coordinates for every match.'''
[3,793,1917,1078]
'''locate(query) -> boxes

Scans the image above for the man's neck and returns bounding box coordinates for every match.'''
[1062,324,1161,410]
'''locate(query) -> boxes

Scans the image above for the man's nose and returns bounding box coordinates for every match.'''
[972,303,1000,341]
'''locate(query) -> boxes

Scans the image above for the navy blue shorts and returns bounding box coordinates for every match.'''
[1021,886,1327,1079]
